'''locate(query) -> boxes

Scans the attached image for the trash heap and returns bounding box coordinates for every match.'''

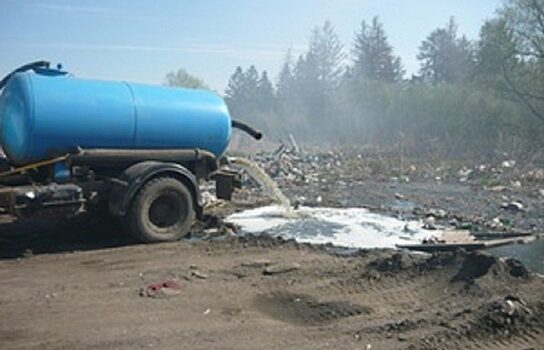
[224,142,544,235]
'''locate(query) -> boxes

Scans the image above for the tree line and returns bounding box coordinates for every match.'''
[167,0,544,159]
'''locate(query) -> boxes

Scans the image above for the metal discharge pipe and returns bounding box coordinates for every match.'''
[69,148,216,166]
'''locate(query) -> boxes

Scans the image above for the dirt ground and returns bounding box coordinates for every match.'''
[1,151,544,350]
[1,230,543,350]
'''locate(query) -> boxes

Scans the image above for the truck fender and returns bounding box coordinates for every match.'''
[108,161,202,219]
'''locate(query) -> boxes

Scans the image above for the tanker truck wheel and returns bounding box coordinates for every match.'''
[126,176,195,243]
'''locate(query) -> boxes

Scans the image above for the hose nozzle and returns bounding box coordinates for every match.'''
[232,120,263,140]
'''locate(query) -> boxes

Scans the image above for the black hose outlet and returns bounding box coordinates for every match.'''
[232,120,263,140]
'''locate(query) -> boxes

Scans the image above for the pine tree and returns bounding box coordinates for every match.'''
[256,71,275,112]
[307,21,346,88]
[417,17,474,84]
[475,18,517,85]
[224,66,246,116]
[352,16,404,82]
[276,49,294,100]
[480,0,544,123]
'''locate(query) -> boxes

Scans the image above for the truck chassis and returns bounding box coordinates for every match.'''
[0,148,241,243]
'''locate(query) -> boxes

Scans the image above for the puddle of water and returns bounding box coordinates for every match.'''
[490,239,544,274]
[226,205,437,249]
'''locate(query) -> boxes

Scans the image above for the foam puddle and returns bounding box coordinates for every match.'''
[226,206,437,249]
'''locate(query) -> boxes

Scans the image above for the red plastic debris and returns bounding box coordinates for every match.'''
[141,279,182,298]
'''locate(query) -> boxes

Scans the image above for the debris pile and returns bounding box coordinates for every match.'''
[472,295,537,336]
[242,146,544,195]
[220,146,544,238]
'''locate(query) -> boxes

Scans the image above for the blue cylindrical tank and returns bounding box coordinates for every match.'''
[0,68,232,165]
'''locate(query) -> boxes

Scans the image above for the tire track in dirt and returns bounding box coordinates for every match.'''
[1,236,543,350]
[250,248,544,349]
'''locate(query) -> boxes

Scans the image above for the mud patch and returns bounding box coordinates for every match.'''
[452,253,497,282]
[452,253,531,283]
[366,251,461,277]
[367,252,422,273]
[505,258,530,278]
[254,292,372,325]
[383,318,427,333]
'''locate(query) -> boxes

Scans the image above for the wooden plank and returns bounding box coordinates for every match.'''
[397,234,542,252]
[396,242,486,252]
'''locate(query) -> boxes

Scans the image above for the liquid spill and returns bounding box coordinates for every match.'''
[490,240,544,274]
[226,158,542,273]
[230,157,294,216]
[226,205,436,249]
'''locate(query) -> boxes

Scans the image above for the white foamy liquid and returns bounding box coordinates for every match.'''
[226,206,438,249]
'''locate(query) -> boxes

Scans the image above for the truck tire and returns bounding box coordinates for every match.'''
[126,176,195,243]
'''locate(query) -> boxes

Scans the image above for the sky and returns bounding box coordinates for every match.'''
[0,0,502,92]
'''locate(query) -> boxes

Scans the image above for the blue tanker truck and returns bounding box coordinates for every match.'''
[0,61,262,242]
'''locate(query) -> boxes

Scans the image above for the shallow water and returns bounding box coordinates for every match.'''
[490,239,544,274]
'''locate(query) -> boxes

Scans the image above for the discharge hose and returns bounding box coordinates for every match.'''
[0,61,51,90]
[232,120,263,140]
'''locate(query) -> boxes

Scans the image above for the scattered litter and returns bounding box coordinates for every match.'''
[45,292,58,299]
[487,185,508,192]
[201,191,219,207]
[140,279,182,298]
[426,208,447,219]
[458,168,473,182]
[501,160,516,168]
[501,201,524,212]
[423,216,438,230]
[23,249,33,258]
[523,168,544,182]
[191,270,208,279]
[263,262,301,275]
[241,259,273,268]
[479,295,533,334]
[511,180,522,188]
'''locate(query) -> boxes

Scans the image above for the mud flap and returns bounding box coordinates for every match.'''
[214,170,242,201]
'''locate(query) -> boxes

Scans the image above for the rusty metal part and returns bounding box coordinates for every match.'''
[0,155,69,178]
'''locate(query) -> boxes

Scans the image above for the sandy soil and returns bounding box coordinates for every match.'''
[1,230,543,350]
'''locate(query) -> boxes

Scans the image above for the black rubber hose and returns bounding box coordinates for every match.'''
[0,61,50,90]
[232,120,263,140]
